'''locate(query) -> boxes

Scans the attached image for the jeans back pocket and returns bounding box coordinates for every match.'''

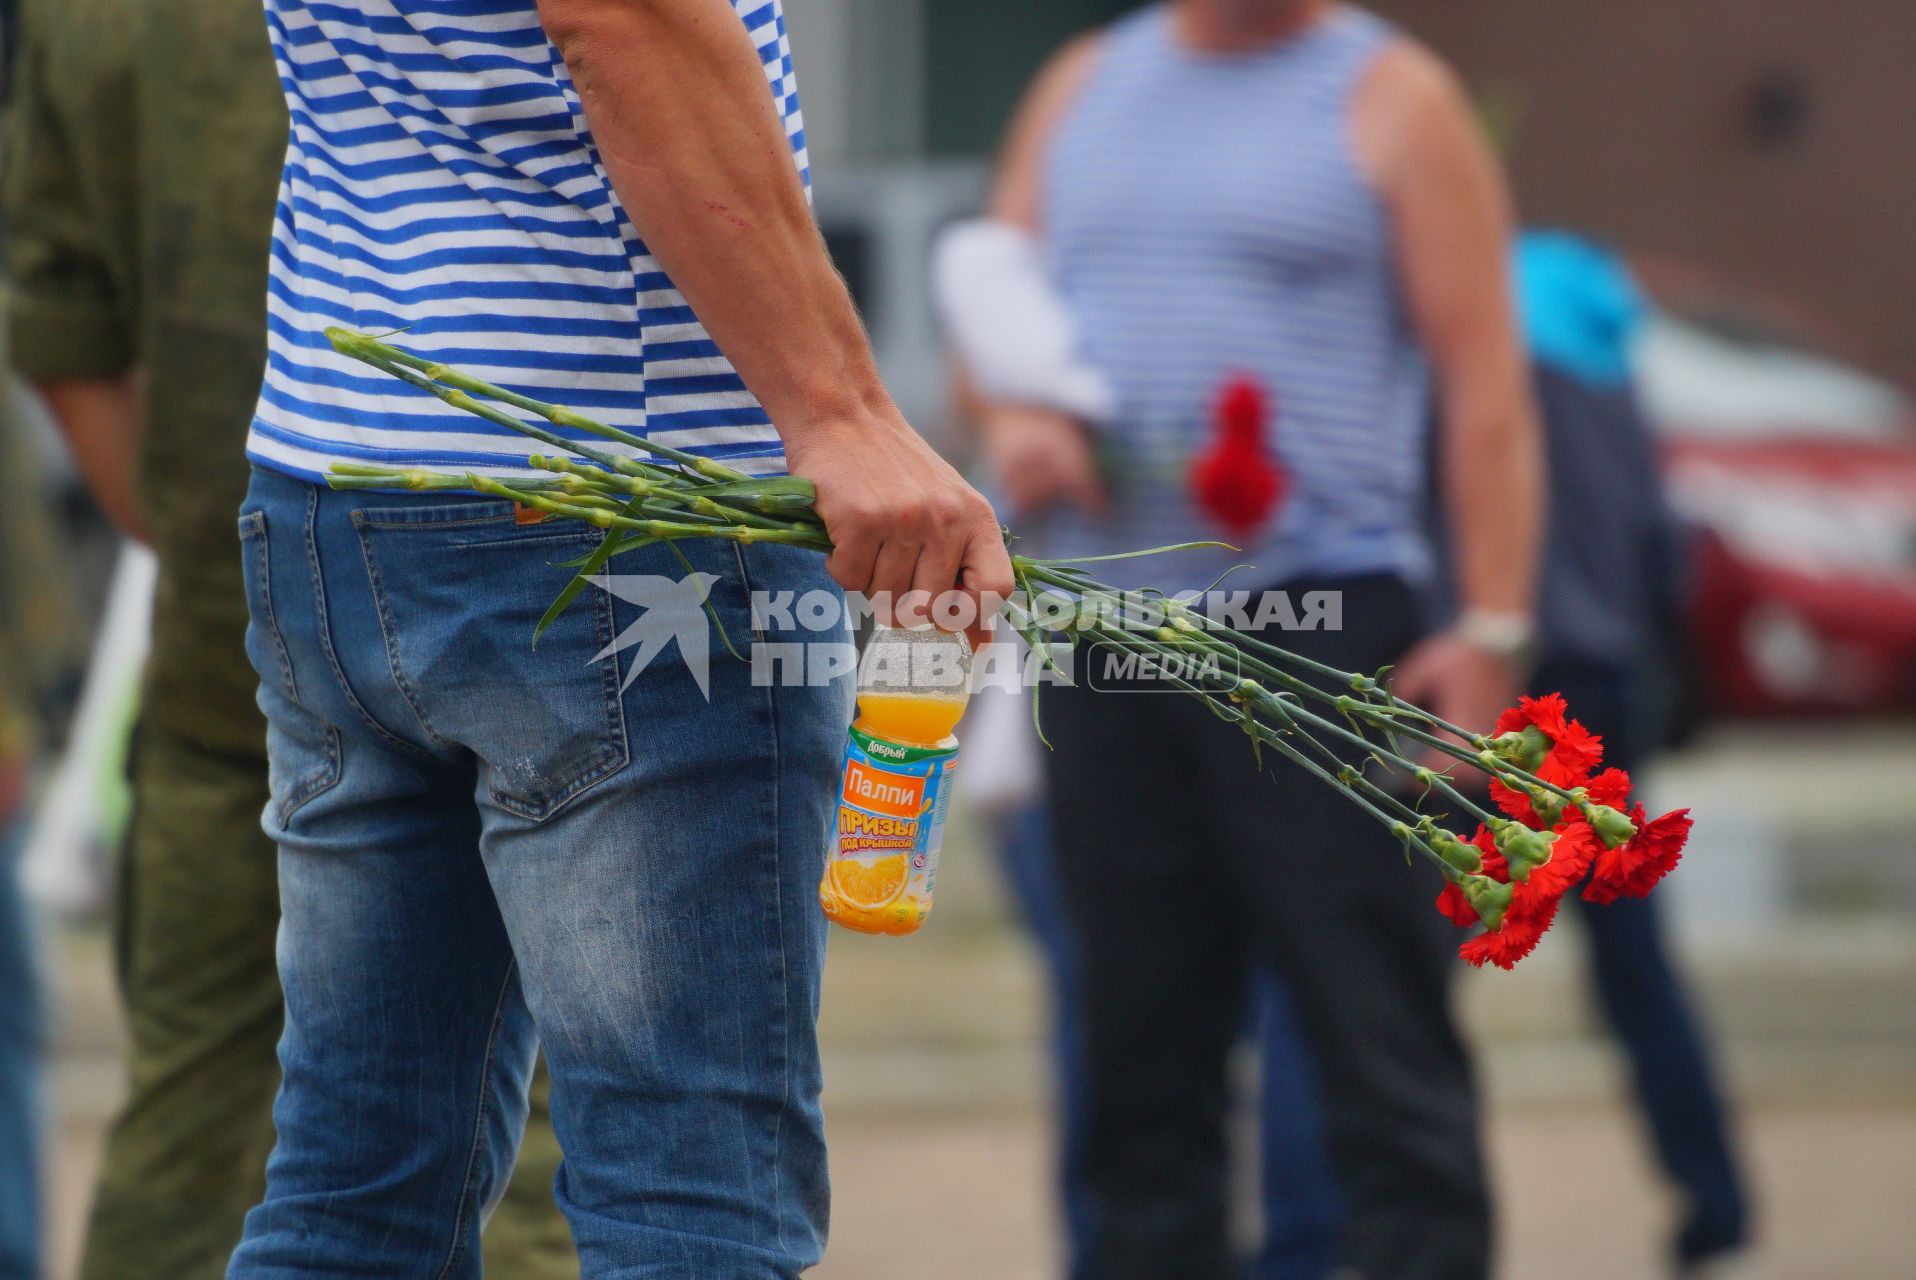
[352,504,628,822]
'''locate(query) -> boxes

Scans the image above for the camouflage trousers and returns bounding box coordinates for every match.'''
[79,724,576,1279]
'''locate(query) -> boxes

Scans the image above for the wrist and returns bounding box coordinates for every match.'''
[1454,607,1537,666]
[771,361,896,445]
[978,401,1085,437]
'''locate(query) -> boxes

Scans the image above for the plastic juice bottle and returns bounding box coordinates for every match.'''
[820,625,971,936]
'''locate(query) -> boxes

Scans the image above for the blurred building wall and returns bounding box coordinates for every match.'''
[783,0,925,165]
[793,0,1916,388]
[920,0,1140,157]
[1373,0,1916,386]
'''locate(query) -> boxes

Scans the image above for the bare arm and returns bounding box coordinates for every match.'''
[1355,43,1544,736]
[1358,42,1541,618]
[35,374,149,542]
[537,0,1012,631]
[968,35,1109,519]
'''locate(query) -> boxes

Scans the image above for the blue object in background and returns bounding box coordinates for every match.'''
[1513,229,1647,388]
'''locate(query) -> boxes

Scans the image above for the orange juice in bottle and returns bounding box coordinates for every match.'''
[820,625,971,936]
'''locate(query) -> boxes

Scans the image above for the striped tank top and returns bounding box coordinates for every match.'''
[1037,4,1431,592]
[249,0,804,483]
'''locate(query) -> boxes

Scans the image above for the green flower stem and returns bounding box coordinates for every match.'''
[469,477,833,549]
[328,328,751,484]
[1013,562,1580,803]
[1021,569,1446,781]
[1016,564,1404,726]
[327,469,565,494]
[1120,654,1457,882]
[1017,565,1503,770]
[1412,768,1506,831]
[526,455,811,535]
[339,344,669,485]
[1061,620,1451,864]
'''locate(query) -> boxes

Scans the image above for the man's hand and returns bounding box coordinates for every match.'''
[784,402,1014,651]
[1391,629,1524,784]
[977,405,1104,520]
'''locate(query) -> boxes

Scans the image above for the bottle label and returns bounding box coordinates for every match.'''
[823,726,959,933]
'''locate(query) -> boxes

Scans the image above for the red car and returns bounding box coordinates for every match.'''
[1635,260,1916,718]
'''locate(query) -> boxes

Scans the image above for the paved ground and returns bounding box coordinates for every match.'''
[44,1075,1916,1279]
[819,1102,1916,1280]
[33,725,1916,1277]
[40,914,1916,1280]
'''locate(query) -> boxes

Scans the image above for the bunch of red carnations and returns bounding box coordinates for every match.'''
[1428,694,1693,969]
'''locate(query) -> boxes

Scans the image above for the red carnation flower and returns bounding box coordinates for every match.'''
[1436,825,1577,968]
[1582,767,1633,809]
[1460,890,1561,970]
[1435,881,1478,928]
[1584,807,1693,904]
[1489,778,1542,826]
[1523,819,1602,899]
[1191,375,1286,538]
[1434,825,1504,928]
[1488,694,1607,825]
[1491,693,1604,787]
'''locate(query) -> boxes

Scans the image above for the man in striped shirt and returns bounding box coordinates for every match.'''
[228,1,1012,1276]
[964,3,1542,1278]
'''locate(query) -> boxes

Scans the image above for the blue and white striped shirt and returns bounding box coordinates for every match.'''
[1035,4,1431,593]
[250,0,805,483]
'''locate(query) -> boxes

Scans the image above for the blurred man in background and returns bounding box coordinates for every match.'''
[0,0,576,1273]
[951,1,1543,1276]
[1502,230,1754,1279]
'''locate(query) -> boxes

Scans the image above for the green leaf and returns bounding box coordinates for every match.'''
[662,539,745,663]
[535,497,649,644]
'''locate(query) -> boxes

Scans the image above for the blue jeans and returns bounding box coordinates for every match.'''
[0,816,41,1280]
[227,467,853,1279]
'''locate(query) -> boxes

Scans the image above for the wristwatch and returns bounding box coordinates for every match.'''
[1456,608,1538,668]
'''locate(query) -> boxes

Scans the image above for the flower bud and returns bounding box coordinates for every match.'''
[1461,876,1513,931]
[1423,823,1483,875]
[1486,725,1551,772]
[1584,802,1638,849]
[1528,786,1567,826]
[1493,820,1557,882]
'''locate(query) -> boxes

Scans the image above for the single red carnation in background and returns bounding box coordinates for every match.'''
[1191,375,1286,538]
